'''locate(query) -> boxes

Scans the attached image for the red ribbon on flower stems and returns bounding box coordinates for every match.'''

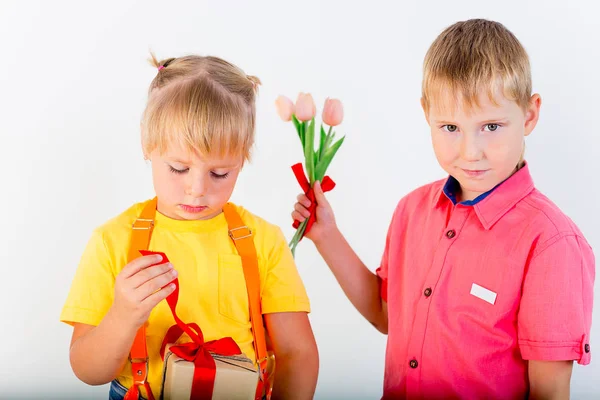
[140,250,243,400]
[291,163,336,239]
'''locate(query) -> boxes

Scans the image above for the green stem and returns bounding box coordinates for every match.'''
[289,219,309,257]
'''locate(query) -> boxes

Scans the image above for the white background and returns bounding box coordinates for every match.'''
[1,0,599,398]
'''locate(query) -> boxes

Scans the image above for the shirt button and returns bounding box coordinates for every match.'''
[409,359,419,369]
[424,288,432,297]
[446,229,456,239]
[585,344,591,353]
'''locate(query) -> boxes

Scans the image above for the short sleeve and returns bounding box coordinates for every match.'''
[376,202,404,303]
[376,236,390,303]
[60,229,117,326]
[260,227,311,314]
[518,234,595,365]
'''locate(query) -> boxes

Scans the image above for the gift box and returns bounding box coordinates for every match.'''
[161,344,259,400]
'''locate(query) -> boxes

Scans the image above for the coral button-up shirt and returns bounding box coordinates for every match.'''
[376,164,594,399]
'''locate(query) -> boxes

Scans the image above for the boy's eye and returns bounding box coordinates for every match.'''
[442,125,458,133]
[484,124,499,132]
[169,166,188,174]
[211,171,230,179]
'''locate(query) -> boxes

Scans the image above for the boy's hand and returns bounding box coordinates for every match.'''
[292,180,338,244]
[110,254,177,329]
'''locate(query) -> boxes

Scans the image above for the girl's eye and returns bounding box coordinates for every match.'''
[442,125,458,133]
[169,166,188,174]
[484,124,500,132]
[211,172,230,180]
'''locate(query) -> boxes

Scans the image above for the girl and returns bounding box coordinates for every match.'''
[61,54,318,400]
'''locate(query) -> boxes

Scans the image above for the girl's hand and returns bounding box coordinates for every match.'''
[110,254,177,328]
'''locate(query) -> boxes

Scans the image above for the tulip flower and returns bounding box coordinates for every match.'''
[322,98,344,127]
[275,95,294,122]
[294,93,316,121]
[275,92,346,256]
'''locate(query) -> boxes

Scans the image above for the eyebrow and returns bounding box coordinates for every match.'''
[432,118,509,125]
[165,157,240,169]
[478,118,509,124]
[166,157,190,165]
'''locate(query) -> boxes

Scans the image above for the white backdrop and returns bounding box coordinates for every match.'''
[1,0,599,398]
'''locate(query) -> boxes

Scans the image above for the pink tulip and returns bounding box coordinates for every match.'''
[275,95,295,122]
[322,98,344,126]
[295,93,316,121]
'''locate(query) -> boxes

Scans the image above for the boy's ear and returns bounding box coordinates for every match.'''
[420,97,430,124]
[524,94,542,136]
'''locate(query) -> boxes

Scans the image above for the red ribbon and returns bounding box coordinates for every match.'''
[291,163,335,239]
[140,250,244,400]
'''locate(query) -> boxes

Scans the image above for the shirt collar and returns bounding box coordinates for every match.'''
[436,163,535,230]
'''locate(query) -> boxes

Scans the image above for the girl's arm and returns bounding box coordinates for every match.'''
[264,312,319,400]
[69,254,176,384]
[69,315,138,385]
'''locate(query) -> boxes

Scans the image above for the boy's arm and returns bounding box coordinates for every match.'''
[519,235,594,399]
[292,181,388,334]
[264,312,318,400]
[528,360,573,400]
[313,228,388,334]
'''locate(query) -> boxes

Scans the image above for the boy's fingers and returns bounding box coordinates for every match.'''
[292,210,306,222]
[294,203,311,218]
[313,181,330,207]
[296,194,311,207]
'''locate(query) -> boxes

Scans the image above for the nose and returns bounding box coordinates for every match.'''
[186,173,207,197]
[460,131,483,162]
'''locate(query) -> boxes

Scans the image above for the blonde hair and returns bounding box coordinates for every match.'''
[141,53,261,161]
[422,19,531,113]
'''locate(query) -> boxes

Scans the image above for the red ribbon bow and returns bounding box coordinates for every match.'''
[160,323,243,400]
[291,163,336,239]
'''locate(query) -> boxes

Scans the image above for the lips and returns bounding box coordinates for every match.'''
[180,204,208,213]
[462,169,488,177]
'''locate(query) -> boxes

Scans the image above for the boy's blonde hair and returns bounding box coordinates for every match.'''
[142,54,261,161]
[422,19,531,113]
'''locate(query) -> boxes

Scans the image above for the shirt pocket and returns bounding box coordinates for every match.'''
[218,254,250,325]
[453,258,523,328]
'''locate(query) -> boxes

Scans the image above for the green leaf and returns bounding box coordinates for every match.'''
[292,115,303,145]
[318,125,327,162]
[315,136,345,181]
[304,118,316,183]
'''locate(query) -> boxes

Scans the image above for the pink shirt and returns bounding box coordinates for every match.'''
[376,164,594,399]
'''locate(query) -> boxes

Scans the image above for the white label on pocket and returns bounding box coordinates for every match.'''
[470,283,497,305]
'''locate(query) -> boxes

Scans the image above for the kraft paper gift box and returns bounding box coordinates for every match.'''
[161,345,259,400]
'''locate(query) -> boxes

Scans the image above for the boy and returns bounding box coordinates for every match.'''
[292,19,594,399]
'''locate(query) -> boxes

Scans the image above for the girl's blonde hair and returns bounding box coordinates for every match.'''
[422,19,531,114]
[142,53,261,161]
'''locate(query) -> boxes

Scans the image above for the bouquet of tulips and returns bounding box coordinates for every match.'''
[275,93,345,256]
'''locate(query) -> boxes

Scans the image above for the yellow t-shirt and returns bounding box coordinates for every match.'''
[60,200,310,397]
